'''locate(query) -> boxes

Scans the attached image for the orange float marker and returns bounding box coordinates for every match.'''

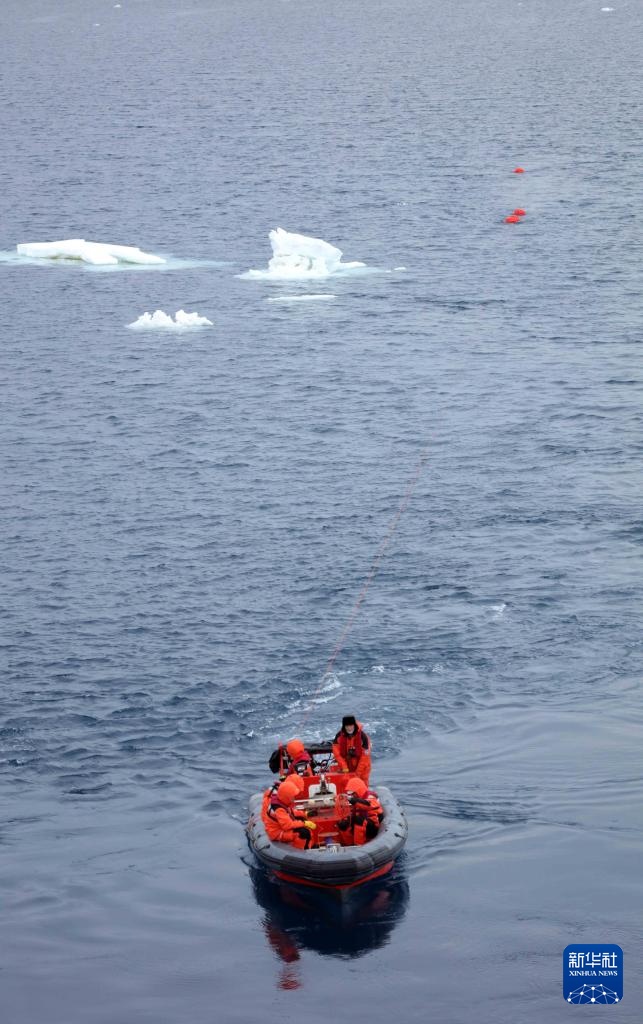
[513,208,526,216]
[504,215,521,223]
[513,167,525,173]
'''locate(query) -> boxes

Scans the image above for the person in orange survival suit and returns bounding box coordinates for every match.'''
[261,775,287,823]
[264,777,317,850]
[337,777,383,847]
[332,715,371,783]
[284,738,314,777]
[261,772,307,825]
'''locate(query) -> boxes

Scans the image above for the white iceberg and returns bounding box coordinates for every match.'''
[128,310,213,331]
[17,239,165,266]
[241,227,366,280]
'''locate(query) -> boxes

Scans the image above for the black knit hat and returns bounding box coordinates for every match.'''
[342,715,357,729]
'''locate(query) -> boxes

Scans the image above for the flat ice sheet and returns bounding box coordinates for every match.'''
[0,249,228,273]
[17,239,165,266]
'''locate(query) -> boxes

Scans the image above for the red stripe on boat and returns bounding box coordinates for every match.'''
[273,861,394,890]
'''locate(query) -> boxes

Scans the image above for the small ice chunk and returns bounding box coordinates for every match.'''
[242,227,366,280]
[128,309,213,330]
[17,239,165,265]
[174,309,212,327]
[267,293,336,302]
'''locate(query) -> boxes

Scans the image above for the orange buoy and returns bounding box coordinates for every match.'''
[513,208,526,216]
[504,215,521,223]
[513,167,525,173]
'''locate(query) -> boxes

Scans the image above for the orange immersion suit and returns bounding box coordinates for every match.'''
[332,720,371,783]
[285,738,314,777]
[337,777,383,847]
[264,777,315,850]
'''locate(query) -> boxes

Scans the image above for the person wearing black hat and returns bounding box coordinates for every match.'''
[332,715,371,783]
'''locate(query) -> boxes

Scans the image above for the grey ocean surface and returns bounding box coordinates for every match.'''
[1,0,642,1021]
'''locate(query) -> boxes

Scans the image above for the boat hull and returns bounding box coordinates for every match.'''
[247,784,408,889]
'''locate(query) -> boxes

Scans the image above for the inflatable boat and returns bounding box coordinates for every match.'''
[247,745,408,890]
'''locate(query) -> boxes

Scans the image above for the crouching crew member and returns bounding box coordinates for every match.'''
[285,738,314,777]
[332,715,371,783]
[264,777,317,850]
[337,777,383,846]
[262,774,305,827]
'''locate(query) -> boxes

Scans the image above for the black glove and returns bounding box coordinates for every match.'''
[295,826,312,839]
[337,817,350,831]
[353,813,366,826]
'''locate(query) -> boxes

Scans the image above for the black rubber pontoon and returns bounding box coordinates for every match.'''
[247,785,408,888]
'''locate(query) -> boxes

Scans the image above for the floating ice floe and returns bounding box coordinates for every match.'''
[16,239,165,266]
[267,293,336,303]
[128,310,213,330]
[1,248,228,273]
[241,227,368,280]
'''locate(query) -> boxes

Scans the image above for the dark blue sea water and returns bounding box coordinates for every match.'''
[2,0,642,1021]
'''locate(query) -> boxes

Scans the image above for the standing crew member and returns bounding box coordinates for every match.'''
[332,715,371,783]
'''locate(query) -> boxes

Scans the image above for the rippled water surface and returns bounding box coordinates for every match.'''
[2,0,642,1021]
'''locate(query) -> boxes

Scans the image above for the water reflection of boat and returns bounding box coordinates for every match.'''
[250,859,410,965]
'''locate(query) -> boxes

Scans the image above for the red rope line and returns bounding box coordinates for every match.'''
[299,449,428,729]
